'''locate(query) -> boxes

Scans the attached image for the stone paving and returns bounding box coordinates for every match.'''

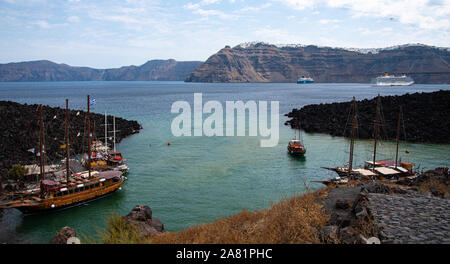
[366,193,450,244]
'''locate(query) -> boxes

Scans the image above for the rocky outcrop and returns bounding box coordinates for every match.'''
[186,42,450,83]
[0,59,203,82]
[50,227,77,244]
[0,101,142,178]
[286,90,450,144]
[122,205,164,238]
[321,181,449,244]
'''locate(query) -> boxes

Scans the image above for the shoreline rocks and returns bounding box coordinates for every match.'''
[50,227,77,244]
[321,179,449,244]
[286,90,450,144]
[0,100,142,178]
[48,205,164,244]
[122,205,165,238]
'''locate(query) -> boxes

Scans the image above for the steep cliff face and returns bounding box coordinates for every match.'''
[0,59,203,82]
[185,43,450,83]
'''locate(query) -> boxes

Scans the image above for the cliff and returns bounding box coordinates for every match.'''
[0,59,202,82]
[285,90,450,143]
[185,43,450,83]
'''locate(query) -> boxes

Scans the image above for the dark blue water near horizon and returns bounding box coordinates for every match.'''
[0,81,449,243]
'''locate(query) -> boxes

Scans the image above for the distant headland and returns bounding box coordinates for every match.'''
[0,59,203,82]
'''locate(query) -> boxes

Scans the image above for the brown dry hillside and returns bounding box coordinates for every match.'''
[186,43,450,83]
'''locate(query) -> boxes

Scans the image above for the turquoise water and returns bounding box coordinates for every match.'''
[0,82,449,243]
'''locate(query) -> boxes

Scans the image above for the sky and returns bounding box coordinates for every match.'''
[0,0,449,68]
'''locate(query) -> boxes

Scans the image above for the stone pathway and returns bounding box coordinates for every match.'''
[366,193,450,244]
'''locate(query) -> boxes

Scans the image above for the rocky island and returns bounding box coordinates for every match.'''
[0,101,142,177]
[186,42,450,83]
[286,90,450,144]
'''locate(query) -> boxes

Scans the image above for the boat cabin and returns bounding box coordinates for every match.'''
[43,170,122,198]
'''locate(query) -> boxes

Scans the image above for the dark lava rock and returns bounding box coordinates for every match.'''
[335,199,351,209]
[339,226,358,244]
[321,225,339,242]
[286,90,450,144]
[0,101,142,181]
[429,186,445,198]
[122,205,165,238]
[50,226,77,244]
[361,183,409,195]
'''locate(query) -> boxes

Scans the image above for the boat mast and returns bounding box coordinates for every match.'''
[395,105,403,169]
[39,105,44,197]
[348,97,357,178]
[66,99,70,183]
[113,116,116,152]
[105,111,107,152]
[87,95,91,179]
[372,95,381,172]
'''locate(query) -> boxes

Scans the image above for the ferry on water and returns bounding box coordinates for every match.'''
[297,75,314,84]
[372,73,414,86]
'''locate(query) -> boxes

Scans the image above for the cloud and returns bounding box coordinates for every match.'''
[32,20,51,28]
[67,15,80,23]
[237,3,272,12]
[184,1,237,19]
[279,0,450,30]
[318,19,339,24]
[201,0,221,4]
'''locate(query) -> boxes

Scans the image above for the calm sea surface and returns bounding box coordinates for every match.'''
[0,81,449,243]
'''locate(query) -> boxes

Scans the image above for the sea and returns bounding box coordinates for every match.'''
[0,81,449,243]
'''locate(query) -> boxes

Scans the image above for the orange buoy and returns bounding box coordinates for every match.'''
[168,142,171,146]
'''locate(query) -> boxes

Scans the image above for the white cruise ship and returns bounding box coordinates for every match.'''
[372,73,414,86]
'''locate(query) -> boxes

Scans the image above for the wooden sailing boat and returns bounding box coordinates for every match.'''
[320,96,415,184]
[106,115,129,174]
[320,97,377,184]
[363,103,415,180]
[0,96,124,214]
[287,119,306,157]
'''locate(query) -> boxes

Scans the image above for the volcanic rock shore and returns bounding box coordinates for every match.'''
[286,90,450,143]
[0,101,142,177]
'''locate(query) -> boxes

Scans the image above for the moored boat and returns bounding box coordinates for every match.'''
[288,119,306,157]
[0,96,125,214]
[287,139,306,157]
[321,96,417,185]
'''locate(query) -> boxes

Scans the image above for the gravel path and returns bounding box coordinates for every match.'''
[366,193,450,244]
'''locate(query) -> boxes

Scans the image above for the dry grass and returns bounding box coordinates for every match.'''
[147,191,329,244]
[417,178,450,198]
[83,213,144,244]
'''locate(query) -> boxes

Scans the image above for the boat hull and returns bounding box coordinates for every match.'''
[18,188,120,215]
[2,178,124,215]
[287,146,306,157]
[288,150,306,157]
